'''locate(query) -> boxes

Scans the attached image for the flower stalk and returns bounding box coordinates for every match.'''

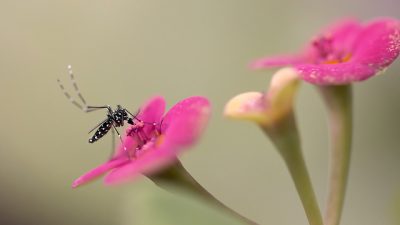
[318,85,352,225]
[260,112,324,225]
[224,68,322,225]
[150,160,259,225]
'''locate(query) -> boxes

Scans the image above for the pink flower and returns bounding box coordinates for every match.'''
[72,96,211,187]
[251,18,400,85]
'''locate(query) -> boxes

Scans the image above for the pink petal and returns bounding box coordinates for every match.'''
[137,95,166,124]
[112,135,138,158]
[104,145,177,185]
[251,19,363,69]
[161,96,211,148]
[161,97,210,131]
[296,62,376,85]
[301,18,362,64]
[318,18,362,52]
[162,111,210,150]
[72,158,130,188]
[352,18,400,70]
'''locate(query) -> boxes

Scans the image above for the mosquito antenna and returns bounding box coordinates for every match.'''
[57,65,90,111]
[57,78,84,110]
[67,65,88,106]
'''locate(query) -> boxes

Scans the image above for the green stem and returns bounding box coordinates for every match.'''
[150,161,259,225]
[261,112,323,225]
[318,85,353,225]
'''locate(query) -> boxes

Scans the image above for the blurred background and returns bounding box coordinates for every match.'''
[0,0,399,224]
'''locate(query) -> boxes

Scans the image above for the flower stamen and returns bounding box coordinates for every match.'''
[126,120,164,159]
[312,35,351,64]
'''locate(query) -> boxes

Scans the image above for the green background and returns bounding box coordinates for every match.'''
[0,1,399,225]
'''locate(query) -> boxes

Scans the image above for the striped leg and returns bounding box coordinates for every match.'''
[111,124,127,151]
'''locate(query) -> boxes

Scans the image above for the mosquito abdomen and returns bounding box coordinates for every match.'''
[88,119,112,143]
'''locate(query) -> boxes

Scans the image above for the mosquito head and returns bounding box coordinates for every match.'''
[122,110,129,119]
[111,106,128,125]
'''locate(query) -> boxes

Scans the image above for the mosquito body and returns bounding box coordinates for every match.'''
[87,105,133,143]
[57,65,140,149]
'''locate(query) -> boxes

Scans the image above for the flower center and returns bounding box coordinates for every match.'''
[125,121,163,158]
[312,35,351,64]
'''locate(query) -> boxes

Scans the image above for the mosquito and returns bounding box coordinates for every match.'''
[57,65,141,151]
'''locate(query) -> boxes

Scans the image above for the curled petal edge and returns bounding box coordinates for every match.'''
[225,68,300,125]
